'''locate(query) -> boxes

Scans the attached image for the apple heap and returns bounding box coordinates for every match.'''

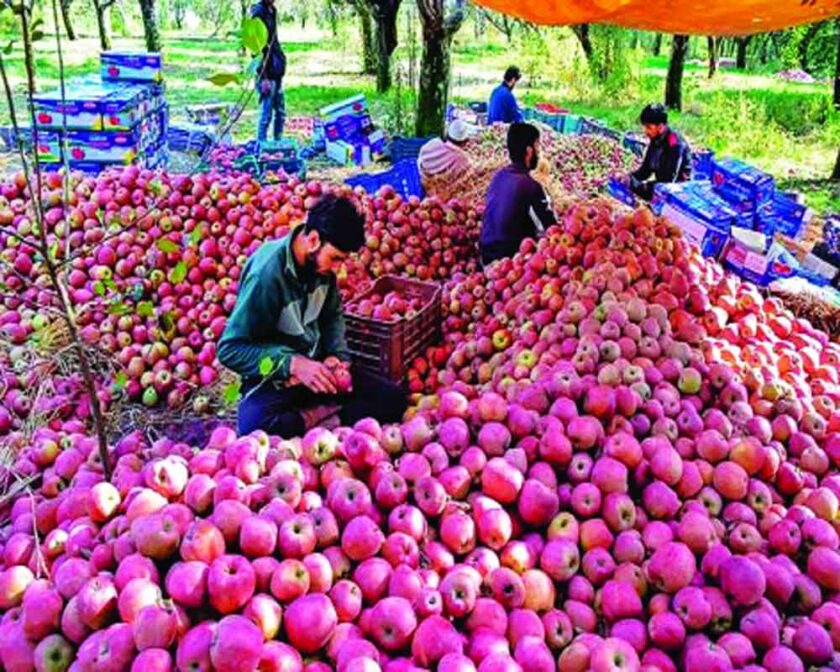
[455,125,636,205]
[347,187,482,283]
[0,162,484,425]
[346,290,427,323]
[0,194,838,671]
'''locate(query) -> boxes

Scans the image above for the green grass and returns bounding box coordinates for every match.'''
[1,25,839,212]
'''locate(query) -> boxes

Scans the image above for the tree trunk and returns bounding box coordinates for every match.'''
[665,35,689,111]
[239,0,249,55]
[760,34,770,64]
[60,0,76,40]
[653,32,663,56]
[415,0,465,137]
[735,36,750,69]
[95,2,112,51]
[371,1,401,93]
[375,22,392,91]
[173,0,185,30]
[572,24,593,60]
[415,28,450,136]
[359,3,377,75]
[630,31,639,50]
[834,19,840,110]
[707,36,717,78]
[832,148,840,181]
[370,0,402,93]
[799,22,824,72]
[138,0,162,52]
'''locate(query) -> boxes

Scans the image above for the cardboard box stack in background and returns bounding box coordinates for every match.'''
[319,95,385,167]
[644,153,837,287]
[653,180,748,259]
[32,51,168,172]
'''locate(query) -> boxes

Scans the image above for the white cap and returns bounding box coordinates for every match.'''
[446,118,474,143]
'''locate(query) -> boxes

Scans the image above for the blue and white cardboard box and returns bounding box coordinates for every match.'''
[326,139,371,167]
[607,178,637,207]
[660,201,730,259]
[319,95,368,125]
[711,157,775,212]
[66,129,141,163]
[34,130,62,163]
[723,237,800,286]
[755,192,812,239]
[654,181,751,229]
[101,86,146,131]
[101,52,163,83]
[32,85,107,130]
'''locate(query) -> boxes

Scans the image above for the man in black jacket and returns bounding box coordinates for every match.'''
[252,0,287,141]
[628,103,692,201]
[479,123,556,266]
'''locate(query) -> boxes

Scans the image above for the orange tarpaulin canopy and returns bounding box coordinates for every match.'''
[472,0,840,36]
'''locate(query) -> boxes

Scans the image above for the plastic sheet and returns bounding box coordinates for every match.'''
[472,0,840,36]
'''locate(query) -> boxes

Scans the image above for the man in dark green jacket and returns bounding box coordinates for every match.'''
[218,195,407,438]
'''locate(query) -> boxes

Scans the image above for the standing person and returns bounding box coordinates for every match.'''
[417,118,474,198]
[627,103,692,201]
[252,0,287,142]
[487,66,525,125]
[218,195,408,438]
[479,123,556,266]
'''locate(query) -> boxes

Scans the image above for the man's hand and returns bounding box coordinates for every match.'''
[291,356,338,395]
[259,79,272,98]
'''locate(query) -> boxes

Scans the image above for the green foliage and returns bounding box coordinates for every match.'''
[258,356,274,377]
[242,16,268,56]
[587,26,641,101]
[222,380,241,406]
[207,72,241,87]
[156,239,179,254]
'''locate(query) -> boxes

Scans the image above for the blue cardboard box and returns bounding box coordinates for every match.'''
[101,52,163,83]
[654,181,751,229]
[660,201,731,258]
[755,192,810,239]
[319,95,368,124]
[32,85,107,130]
[607,178,637,207]
[66,129,141,163]
[34,130,62,163]
[101,86,146,131]
[723,240,800,286]
[711,157,775,211]
[692,149,715,179]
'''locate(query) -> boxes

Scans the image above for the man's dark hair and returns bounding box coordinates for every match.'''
[640,103,668,125]
[504,66,522,83]
[305,194,366,253]
[507,122,540,165]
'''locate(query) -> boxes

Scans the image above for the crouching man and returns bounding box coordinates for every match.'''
[219,195,408,437]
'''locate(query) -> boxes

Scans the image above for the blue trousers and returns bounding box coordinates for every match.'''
[257,79,286,142]
[237,366,408,438]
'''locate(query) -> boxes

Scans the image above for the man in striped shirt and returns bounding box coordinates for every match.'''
[479,123,556,266]
[417,119,473,187]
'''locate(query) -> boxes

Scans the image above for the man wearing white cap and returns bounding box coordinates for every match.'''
[417,119,474,195]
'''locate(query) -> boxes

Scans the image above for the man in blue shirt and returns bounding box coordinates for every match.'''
[487,66,524,125]
[480,123,556,266]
